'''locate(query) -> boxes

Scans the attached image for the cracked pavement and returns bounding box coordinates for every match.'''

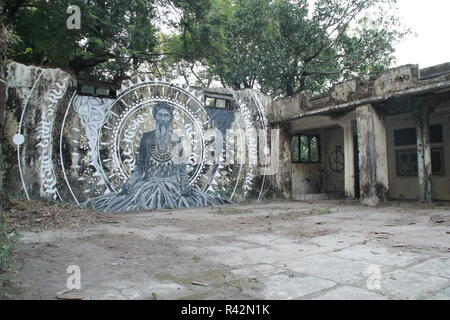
[3,200,450,300]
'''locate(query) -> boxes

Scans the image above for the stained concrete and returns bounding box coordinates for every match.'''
[3,200,450,300]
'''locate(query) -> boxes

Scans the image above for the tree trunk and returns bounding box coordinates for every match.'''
[284,71,296,96]
[285,80,294,97]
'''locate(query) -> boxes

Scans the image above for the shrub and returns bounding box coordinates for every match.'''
[0,210,18,290]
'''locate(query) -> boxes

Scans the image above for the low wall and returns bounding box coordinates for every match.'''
[3,62,277,208]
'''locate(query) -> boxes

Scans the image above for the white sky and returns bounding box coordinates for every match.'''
[393,0,450,68]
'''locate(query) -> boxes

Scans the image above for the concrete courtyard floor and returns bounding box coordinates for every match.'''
[3,200,450,300]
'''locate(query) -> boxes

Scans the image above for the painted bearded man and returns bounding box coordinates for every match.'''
[83,102,228,212]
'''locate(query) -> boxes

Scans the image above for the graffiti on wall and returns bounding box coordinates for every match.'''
[36,79,70,200]
[13,66,270,211]
[81,102,229,211]
[14,68,71,201]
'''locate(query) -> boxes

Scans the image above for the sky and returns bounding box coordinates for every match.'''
[393,0,450,68]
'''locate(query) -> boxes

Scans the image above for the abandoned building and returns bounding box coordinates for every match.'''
[271,62,450,205]
[1,61,450,208]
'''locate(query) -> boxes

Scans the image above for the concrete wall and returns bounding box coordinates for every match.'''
[386,106,450,200]
[292,163,323,197]
[269,64,424,123]
[3,62,276,207]
[323,127,345,193]
[290,126,345,199]
[356,104,389,206]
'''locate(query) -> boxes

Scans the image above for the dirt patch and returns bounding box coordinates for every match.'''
[7,200,121,232]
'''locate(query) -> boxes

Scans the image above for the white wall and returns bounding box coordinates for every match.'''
[386,106,450,200]
[323,127,345,193]
[291,126,345,198]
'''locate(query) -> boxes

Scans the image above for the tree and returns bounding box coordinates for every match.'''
[1,0,410,95]
[152,0,227,86]
[1,0,158,82]
[166,0,409,97]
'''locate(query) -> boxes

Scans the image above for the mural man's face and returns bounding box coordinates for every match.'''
[155,108,171,124]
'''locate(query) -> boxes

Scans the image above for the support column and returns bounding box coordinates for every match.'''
[270,124,292,200]
[356,104,389,206]
[415,106,432,203]
[342,123,355,199]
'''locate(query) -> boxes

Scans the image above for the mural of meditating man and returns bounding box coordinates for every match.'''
[82,102,229,212]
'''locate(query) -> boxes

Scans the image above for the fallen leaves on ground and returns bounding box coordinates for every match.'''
[6,200,119,232]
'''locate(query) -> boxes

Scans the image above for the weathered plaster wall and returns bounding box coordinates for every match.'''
[356,104,389,206]
[268,64,444,123]
[3,62,275,207]
[386,107,450,200]
[269,92,311,123]
[5,62,75,200]
[269,62,450,204]
[289,126,346,199]
[291,163,322,197]
[323,127,345,193]
[270,123,292,199]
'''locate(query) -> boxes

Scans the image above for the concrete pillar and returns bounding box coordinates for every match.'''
[342,123,355,199]
[415,106,432,203]
[356,104,389,206]
[270,124,292,199]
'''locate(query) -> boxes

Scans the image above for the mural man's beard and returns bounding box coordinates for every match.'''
[156,119,171,148]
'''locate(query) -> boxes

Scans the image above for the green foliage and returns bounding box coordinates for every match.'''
[2,0,157,81]
[0,210,18,290]
[1,0,409,95]
[165,0,410,97]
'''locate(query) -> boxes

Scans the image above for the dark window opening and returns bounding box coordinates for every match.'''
[77,79,117,99]
[431,150,443,174]
[396,148,444,176]
[430,125,443,144]
[394,125,443,146]
[394,128,417,146]
[292,134,321,164]
[204,93,234,110]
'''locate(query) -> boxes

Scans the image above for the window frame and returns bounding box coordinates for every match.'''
[204,92,234,110]
[394,124,443,147]
[396,148,445,177]
[292,134,321,164]
[77,79,117,99]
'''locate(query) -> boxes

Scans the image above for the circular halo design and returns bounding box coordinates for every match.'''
[112,99,206,184]
[60,78,268,205]
[97,81,212,194]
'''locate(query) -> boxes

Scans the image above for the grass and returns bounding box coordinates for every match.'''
[0,209,19,292]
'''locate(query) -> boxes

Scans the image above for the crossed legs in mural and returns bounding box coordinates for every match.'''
[82,102,229,212]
